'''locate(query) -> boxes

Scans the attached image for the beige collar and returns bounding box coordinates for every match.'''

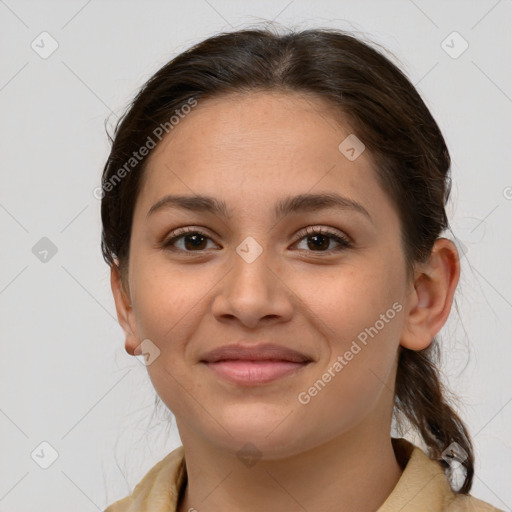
[105,438,499,511]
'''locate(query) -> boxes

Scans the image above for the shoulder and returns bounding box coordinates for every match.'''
[444,493,503,511]
[104,445,186,512]
[377,439,503,512]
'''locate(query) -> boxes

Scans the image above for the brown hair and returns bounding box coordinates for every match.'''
[100,26,474,492]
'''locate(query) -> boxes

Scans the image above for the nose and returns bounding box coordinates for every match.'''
[211,244,294,329]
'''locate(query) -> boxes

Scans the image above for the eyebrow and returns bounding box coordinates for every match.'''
[146,192,372,222]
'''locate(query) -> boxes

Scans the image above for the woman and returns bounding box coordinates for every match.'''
[101,26,501,511]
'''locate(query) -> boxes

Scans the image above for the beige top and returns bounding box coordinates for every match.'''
[104,438,502,511]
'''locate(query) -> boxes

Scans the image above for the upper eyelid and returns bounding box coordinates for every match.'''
[301,225,350,239]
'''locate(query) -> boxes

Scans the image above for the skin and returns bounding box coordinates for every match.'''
[111,91,460,512]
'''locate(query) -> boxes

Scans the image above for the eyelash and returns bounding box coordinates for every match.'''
[161,226,352,255]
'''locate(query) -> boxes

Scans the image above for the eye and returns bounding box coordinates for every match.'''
[293,226,352,253]
[162,227,218,253]
[161,226,352,255]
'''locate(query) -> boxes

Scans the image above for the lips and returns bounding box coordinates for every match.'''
[200,343,313,385]
[200,343,312,363]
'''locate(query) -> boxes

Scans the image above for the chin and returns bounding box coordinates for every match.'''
[212,404,310,455]
[214,431,309,461]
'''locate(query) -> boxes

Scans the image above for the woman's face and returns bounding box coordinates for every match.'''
[119,91,415,457]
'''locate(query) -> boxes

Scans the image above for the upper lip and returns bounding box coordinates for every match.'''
[200,343,312,363]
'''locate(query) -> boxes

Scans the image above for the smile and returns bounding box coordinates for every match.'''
[203,360,311,385]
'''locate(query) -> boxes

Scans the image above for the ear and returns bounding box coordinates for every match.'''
[110,264,140,356]
[400,238,460,351]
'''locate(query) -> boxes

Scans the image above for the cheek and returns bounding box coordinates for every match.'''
[130,256,201,342]
[294,273,404,439]
[299,263,405,398]
[135,280,202,417]
[300,261,405,344]
[129,261,216,401]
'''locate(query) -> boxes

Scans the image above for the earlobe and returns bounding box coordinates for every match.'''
[110,265,140,356]
[400,238,460,351]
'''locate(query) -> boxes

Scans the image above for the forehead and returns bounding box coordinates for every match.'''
[147,91,347,167]
[136,91,394,223]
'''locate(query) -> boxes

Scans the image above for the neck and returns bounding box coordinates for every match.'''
[177,426,403,512]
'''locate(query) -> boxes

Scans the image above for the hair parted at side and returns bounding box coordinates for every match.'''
[100,25,474,493]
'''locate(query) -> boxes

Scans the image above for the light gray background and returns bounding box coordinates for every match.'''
[1,0,511,510]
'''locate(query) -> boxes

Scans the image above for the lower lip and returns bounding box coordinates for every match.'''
[204,360,309,385]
